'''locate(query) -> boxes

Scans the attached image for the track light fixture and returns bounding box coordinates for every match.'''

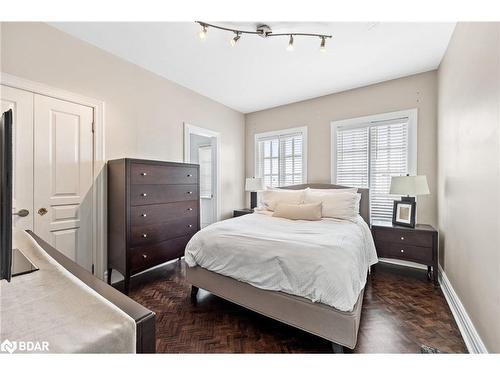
[196,22,332,52]
[286,35,294,51]
[230,32,241,47]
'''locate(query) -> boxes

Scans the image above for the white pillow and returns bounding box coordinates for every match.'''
[304,190,360,221]
[260,188,305,211]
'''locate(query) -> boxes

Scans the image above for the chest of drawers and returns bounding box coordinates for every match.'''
[371,222,438,285]
[107,158,200,294]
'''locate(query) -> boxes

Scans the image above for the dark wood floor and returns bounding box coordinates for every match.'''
[123,261,467,353]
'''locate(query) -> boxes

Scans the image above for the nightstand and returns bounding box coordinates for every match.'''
[371,221,439,285]
[233,208,254,217]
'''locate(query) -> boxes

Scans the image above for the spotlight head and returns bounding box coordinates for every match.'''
[319,36,326,52]
[230,32,241,47]
[199,24,208,40]
[286,35,294,51]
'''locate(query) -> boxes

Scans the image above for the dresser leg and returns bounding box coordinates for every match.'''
[124,276,130,295]
[190,285,199,303]
[427,266,432,281]
[107,268,112,285]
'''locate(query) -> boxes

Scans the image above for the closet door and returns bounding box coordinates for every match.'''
[34,94,94,271]
[0,85,34,232]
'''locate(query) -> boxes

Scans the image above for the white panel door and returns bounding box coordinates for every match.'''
[34,94,94,271]
[0,85,34,232]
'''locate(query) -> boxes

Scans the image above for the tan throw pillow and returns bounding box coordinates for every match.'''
[272,202,322,221]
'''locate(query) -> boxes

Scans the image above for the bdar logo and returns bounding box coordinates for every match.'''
[1,339,17,354]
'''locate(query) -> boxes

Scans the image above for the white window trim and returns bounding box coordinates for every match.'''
[330,109,417,184]
[254,126,308,185]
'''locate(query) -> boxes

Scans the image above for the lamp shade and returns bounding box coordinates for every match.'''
[245,177,265,192]
[390,175,430,196]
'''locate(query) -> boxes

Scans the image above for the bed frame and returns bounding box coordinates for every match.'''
[186,184,370,353]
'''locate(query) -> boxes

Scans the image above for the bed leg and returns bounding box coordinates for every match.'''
[331,343,345,354]
[190,286,199,302]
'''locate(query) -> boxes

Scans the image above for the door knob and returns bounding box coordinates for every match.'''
[38,208,48,216]
[13,209,30,217]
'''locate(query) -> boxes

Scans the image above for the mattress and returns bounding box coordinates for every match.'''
[185,212,378,311]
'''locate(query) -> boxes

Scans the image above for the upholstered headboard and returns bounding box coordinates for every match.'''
[279,183,370,224]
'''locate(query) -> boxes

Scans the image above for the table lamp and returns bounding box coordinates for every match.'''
[245,177,264,209]
[390,175,429,227]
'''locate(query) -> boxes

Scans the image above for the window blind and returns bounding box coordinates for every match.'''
[335,117,410,223]
[198,146,212,198]
[256,132,305,188]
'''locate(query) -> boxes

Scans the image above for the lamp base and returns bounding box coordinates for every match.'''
[250,191,258,209]
[401,196,416,203]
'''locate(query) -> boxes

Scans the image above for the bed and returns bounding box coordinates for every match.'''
[185,183,376,353]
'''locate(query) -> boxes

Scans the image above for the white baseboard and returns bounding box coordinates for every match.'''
[438,265,488,353]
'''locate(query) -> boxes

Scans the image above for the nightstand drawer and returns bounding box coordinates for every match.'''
[373,228,433,247]
[376,241,433,263]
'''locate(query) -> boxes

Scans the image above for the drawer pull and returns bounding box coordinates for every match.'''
[401,236,405,240]
[141,193,148,197]
[400,249,405,253]
[187,191,193,194]
[142,254,148,259]
[142,233,148,238]
[187,174,192,177]
[187,208,193,211]
[140,172,147,176]
[188,224,193,228]
[141,213,147,217]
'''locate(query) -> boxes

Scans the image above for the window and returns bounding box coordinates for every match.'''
[332,110,417,223]
[255,127,307,188]
[198,145,212,198]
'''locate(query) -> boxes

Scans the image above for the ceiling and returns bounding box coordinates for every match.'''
[50,22,455,113]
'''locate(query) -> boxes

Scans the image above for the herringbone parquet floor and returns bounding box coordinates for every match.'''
[124,261,467,353]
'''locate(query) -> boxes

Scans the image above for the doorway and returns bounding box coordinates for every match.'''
[184,123,220,227]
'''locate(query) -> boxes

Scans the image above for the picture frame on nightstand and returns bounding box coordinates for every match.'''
[392,199,416,228]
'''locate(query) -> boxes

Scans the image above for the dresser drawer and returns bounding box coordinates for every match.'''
[373,228,433,247]
[376,240,433,263]
[130,184,199,206]
[129,234,192,272]
[130,201,198,227]
[130,217,198,246]
[131,163,198,185]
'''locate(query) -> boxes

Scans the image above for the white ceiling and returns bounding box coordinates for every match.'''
[50,22,455,113]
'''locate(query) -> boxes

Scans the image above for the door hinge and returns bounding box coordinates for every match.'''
[91,121,95,133]
[91,264,95,275]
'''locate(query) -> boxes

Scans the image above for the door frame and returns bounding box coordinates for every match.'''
[0,73,106,279]
[183,123,221,222]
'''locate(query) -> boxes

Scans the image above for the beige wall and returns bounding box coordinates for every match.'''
[0,22,245,220]
[246,71,438,226]
[437,22,500,352]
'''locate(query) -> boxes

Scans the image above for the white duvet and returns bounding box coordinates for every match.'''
[184,212,378,312]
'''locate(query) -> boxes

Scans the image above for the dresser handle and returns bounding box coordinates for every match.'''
[141,193,148,197]
[188,224,193,228]
[187,174,192,177]
[187,191,193,194]
[140,172,147,176]
[141,213,147,217]
[187,208,193,211]
[401,236,405,240]
[142,254,148,259]
[400,249,405,253]
[142,233,148,238]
